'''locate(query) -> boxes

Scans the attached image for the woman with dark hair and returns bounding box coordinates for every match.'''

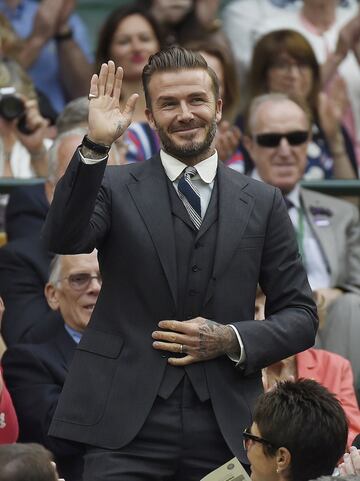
[245,29,357,180]
[244,379,348,481]
[135,0,221,46]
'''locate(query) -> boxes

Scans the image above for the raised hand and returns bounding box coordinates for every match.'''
[87,61,139,146]
[152,317,239,366]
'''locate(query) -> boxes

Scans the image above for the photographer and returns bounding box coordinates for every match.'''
[0,59,51,179]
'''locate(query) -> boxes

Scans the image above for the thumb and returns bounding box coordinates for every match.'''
[123,93,139,120]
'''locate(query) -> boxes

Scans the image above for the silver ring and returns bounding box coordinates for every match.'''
[88,93,98,100]
[180,344,183,354]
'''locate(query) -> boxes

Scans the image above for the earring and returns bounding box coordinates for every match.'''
[276,468,280,474]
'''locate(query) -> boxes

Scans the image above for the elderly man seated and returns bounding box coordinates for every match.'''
[2,250,101,481]
[244,93,360,395]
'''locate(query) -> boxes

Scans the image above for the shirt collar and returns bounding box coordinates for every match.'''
[252,168,301,208]
[64,324,83,344]
[160,149,218,183]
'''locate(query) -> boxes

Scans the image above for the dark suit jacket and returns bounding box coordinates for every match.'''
[0,236,62,345]
[2,325,84,481]
[5,184,49,241]
[43,151,317,462]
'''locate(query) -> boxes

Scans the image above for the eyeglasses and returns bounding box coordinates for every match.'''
[243,427,278,451]
[254,130,309,148]
[58,273,102,291]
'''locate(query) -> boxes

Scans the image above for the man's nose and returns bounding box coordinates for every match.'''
[87,276,101,294]
[278,137,291,155]
[177,101,194,121]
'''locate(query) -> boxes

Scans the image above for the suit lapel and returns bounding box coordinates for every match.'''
[55,326,77,370]
[127,156,178,308]
[204,165,254,305]
[301,188,337,282]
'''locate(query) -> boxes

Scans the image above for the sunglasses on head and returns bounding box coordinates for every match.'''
[254,130,309,148]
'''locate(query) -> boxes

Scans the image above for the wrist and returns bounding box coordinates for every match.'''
[55,26,73,42]
[81,135,111,157]
[29,143,47,158]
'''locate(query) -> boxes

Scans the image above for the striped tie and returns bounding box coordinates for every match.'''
[177,166,202,229]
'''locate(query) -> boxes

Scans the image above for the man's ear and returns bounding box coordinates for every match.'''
[45,283,60,311]
[215,98,223,124]
[145,108,157,131]
[276,447,291,475]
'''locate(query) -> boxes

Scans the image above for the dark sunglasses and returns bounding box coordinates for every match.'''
[254,130,309,148]
[242,427,278,451]
[59,273,102,291]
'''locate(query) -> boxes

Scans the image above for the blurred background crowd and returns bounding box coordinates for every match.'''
[1,0,360,480]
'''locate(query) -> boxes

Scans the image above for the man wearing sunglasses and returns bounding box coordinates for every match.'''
[2,250,101,481]
[245,93,360,391]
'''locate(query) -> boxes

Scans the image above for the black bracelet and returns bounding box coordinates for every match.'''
[54,29,73,42]
[81,135,111,155]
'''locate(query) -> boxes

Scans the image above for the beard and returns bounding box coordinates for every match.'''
[155,118,217,160]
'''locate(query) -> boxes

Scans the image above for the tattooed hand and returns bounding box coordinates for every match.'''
[152,317,240,366]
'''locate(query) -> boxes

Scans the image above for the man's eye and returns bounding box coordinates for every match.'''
[192,98,205,104]
[71,274,89,283]
[162,102,176,109]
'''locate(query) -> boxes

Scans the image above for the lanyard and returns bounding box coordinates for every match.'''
[295,207,306,265]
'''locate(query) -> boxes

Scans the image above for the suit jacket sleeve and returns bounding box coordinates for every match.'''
[42,149,111,254]
[232,187,318,373]
[340,202,360,293]
[2,347,83,456]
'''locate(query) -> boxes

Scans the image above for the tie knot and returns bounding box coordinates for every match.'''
[183,166,197,179]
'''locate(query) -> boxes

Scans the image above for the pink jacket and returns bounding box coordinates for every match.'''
[297,349,360,446]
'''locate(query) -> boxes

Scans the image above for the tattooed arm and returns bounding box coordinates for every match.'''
[152,317,241,366]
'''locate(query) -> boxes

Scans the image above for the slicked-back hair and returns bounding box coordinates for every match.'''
[253,379,348,481]
[142,46,220,110]
[0,443,56,481]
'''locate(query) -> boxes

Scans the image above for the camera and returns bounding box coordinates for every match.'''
[0,86,25,121]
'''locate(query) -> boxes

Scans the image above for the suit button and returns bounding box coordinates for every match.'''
[161,354,167,358]
[189,289,198,296]
[195,242,203,249]
[192,265,199,272]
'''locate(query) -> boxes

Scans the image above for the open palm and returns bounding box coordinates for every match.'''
[88,61,138,146]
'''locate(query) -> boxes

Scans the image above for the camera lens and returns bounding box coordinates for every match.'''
[0,95,25,120]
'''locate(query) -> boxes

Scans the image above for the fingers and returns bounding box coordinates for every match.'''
[168,354,195,366]
[152,340,186,353]
[349,446,360,473]
[342,452,356,475]
[123,93,139,118]
[113,66,124,100]
[158,320,188,332]
[98,63,108,97]
[89,73,99,98]
[105,61,116,96]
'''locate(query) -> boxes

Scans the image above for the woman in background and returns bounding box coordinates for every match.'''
[245,29,357,179]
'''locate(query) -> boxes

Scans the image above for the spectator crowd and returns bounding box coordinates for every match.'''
[0,1,360,480]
